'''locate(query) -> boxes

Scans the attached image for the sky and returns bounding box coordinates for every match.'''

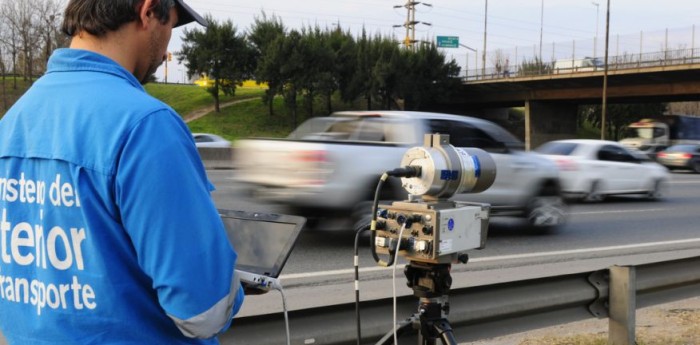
[157,0,700,82]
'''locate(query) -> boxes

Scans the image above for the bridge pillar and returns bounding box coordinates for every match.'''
[525,101,578,150]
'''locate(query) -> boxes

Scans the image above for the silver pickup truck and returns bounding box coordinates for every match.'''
[233,111,566,233]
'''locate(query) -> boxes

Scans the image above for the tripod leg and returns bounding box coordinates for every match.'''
[375,315,417,345]
[433,320,457,345]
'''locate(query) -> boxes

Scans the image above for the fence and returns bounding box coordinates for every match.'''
[463,25,700,81]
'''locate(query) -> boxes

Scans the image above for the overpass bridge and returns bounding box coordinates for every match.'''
[436,48,700,149]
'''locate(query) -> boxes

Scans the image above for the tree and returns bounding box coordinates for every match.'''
[32,0,63,65]
[371,37,403,109]
[349,29,374,109]
[323,26,354,114]
[518,57,551,77]
[277,30,305,127]
[0,0,26,88]
[179,16,254,112]
[298,26,335,117]
[579,103,668,140]
[248,12,285,116]
[399,43,461,110]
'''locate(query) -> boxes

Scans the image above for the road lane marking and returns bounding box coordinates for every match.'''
[280,237,700,280]
[569,208,669,216]
[669,180,700,184]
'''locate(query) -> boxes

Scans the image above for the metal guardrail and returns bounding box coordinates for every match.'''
[464,47,700,82]
[224,256,700,345]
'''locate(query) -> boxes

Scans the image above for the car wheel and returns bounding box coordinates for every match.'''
[526,195,567,234]
[646,179,668,201]
[583,181,605,203]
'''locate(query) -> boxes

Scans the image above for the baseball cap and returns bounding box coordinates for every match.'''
[174,0,207,27]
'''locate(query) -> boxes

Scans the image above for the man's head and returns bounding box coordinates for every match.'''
[61,0,205,84]
[62,0,204,37]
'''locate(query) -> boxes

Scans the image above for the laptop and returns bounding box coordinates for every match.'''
[218,209,306,291]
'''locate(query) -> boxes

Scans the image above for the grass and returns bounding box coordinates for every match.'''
[1,77,340,141]
[1,77,36,117]
[144,83,264,118]
[186,90,369,141]
[187,97,295,141]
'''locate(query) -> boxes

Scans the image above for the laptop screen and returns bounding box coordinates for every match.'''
[219,209,305,277]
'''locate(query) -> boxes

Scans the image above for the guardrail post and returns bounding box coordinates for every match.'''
[608,266,636,345]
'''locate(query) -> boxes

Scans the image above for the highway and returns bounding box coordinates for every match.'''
[209,171,700,276]
[208,170,700,343]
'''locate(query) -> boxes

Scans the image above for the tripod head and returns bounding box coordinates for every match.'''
[404,261,452,299]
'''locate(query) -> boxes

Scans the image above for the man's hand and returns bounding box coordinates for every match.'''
[242,282,269,295]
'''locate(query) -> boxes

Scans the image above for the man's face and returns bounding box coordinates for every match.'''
[140,6,178,85]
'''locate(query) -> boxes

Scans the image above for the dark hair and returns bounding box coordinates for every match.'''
[62,0,175,37]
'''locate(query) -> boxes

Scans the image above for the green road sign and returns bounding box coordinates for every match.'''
[437,36,459,48]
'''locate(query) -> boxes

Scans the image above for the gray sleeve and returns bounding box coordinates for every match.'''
[168,269,242,338]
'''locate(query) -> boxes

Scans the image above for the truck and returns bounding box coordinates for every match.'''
[553,57,604,73]
[232,111,566,233]
[619,115,700,156]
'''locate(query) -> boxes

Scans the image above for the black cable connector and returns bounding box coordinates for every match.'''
[385,166,422,178]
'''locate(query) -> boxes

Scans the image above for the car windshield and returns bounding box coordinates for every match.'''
[475,121,525,151]
[665,144,698,153]
[287,116,413,143]
[535,142,578,155]
[288,117,344,139]
[622,127,658,139]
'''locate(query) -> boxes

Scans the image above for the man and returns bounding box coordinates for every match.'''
[0,0,244,343]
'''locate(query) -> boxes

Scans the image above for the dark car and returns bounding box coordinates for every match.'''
[656,144,700,173]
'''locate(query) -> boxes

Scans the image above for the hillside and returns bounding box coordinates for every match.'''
[1,79,279,139]
[2,79,367,140]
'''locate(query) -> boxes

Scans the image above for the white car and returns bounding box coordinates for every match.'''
[192,133,231,148]
[234,111,567,233]
[535,139,670,202]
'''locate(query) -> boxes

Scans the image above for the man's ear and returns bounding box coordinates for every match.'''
[137,0,155,29]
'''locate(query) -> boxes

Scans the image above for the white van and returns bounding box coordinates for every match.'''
[553,57,604,73]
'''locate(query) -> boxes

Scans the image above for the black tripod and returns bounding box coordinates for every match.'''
[376,262,458,345]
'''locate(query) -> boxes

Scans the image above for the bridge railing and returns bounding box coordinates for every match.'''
[464,47,700,82]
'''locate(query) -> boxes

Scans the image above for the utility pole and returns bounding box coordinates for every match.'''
[393,1,432,50]
[592,2,600,59]
[165,52,172,83]
[539,0,544,61]
[482,0,488,78]
[460,44,477,80]
[601,0,610,140]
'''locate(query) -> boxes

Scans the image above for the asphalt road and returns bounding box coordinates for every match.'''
[209,170,700,272]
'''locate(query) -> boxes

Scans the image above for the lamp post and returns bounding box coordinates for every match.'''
[482,0,488,79]
[601,0,610,140]
[539,0,544,61]
[592,1,600,59]
[460,44,477,80]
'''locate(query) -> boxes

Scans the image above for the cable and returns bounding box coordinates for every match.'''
[370,173,391,266]
[353,222,370,345]
[371,167,421,267]
[271,283,291,345]
[392,223,407,345]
